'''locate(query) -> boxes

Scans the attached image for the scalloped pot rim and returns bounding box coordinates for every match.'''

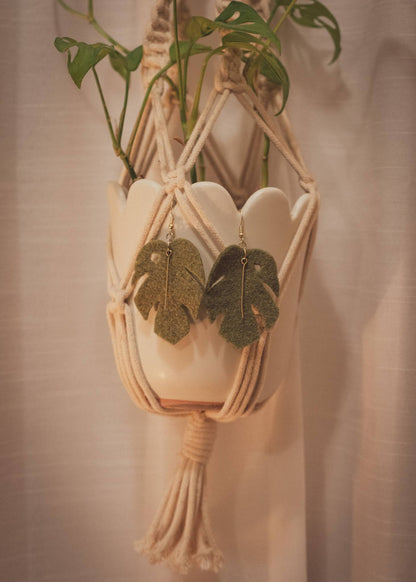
[112,178,310,222]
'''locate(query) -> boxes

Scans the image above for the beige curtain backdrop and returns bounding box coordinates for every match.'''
[1,0,415,581]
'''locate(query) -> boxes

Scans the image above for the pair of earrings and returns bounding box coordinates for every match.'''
[132,212,280,349]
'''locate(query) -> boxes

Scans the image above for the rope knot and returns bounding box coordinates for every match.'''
[182,412,217,465]
[215,50,246,94]
[299,176,316,193]
[108,286,130,314]
[141,2,171,88]
[165,166,186,194]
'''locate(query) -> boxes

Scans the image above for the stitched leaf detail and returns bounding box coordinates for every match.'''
[205,245,279,349]
[132,239,205,345]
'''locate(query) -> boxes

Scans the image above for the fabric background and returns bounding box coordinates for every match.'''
[1,1,415,581]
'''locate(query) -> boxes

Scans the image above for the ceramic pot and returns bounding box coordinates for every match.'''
[107,177,315,410]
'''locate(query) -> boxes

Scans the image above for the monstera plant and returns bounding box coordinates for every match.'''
[54,0,340,186]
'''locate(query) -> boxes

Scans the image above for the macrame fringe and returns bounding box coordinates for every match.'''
[136,412,224,574]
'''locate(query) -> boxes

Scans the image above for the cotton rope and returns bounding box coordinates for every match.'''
[107,0,319,573]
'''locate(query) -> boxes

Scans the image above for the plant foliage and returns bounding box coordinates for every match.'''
[54,37,142,87]
[273,0,341,63]
[54,0,341,183]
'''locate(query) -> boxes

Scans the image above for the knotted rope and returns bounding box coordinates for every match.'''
[214,48,246,94]
[107,0,320,574]
[137,412,223,574]
[141,0,172,88]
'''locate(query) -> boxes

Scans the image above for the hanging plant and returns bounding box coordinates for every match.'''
[54,0,341,348]
[54,0,341,186]
[54,0,342,575]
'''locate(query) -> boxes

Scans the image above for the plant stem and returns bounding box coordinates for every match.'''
[190,55,210,131]
[189,48,222,135]
[57,0,128,53]
[93,68,117,143]
[187,50,219,182]
[118,72,130,143]
[57,0,87,19]
[173,0,188,140]
[198,152,206,181]
[190,165,197,183]
[187,48,223,181]
[163,74,179,98]
[92,67,136,181]
[256,1,297,186]
[250,0,297,71]
[261,134,270,188]
[183,43,194,115]
[273,0,297,34]
[267,3,280,25]
[89,16,128,53]
[126,62,173,159]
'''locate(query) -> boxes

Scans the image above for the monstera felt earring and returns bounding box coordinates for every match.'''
[205,216,280,348]
[132,203,206,345]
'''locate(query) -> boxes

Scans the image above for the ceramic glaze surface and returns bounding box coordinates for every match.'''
[108,179,311,404]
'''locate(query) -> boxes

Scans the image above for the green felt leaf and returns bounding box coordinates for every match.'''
[215,1,281,52]
[132,238,205,345]
[205,245,279,349]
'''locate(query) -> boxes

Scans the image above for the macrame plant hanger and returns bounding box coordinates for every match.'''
[108,0,319,574]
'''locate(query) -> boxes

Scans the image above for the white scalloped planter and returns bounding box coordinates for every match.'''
[108,178,313,408]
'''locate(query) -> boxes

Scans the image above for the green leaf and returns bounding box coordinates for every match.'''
[132,238,206,345]
[125,45,143,71]
[233,38,289,112]
[109,50,129,80]
[221,30,272,51]
[54,36,78,52]
[185,16,217,41]
[108,46,143,79]
[55,37,114,87]
[272,0,341,63]
[169,40,212,63]
[205,245,279,348]
[215,1,281,52]
[54,37,142,87]
[68,42,112,88]
[258,51,290,112]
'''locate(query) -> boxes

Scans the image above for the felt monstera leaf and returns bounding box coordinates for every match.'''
[205,245,279,349]
[132,238,205,345]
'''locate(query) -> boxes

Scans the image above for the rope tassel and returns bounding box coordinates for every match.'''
[136,412,224,574]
